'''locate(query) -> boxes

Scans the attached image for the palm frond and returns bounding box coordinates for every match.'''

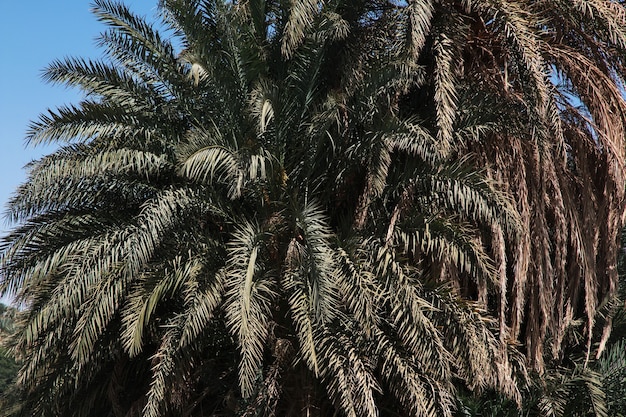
[281,0,321,58]
[223,220,276,399]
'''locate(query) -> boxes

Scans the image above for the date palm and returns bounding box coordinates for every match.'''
[5,0,626,416]
[400,0,626,370]
[0,1,523,416]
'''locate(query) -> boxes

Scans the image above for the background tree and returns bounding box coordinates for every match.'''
[0,303,19,413]
[392,0,626,371]
[0,304,16,336]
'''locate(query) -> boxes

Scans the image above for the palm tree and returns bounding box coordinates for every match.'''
[0,1,523,416]
[350,0,626,372]
[403,0,626,371]
[4,0,626,416]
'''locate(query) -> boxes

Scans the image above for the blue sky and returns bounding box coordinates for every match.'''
[0,1,161,304]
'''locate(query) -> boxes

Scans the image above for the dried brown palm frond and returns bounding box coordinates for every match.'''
[389,0,626,372]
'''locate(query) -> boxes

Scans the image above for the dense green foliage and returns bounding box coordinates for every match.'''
[0,346,18,397]
[2,1,626,416]
[0,303,15,335]
[0,304,19,411]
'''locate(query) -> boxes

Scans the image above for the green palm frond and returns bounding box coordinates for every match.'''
[417,160,521,236]
[144,314,184,417]
[292,201,338,322]
[386,121,441,165]
[395,216,495,285]
[43,57,161,108]
[120,256,202,356]
[93,0,182,92]
[432,30,459,154]
[376,328,455,417]
[317,325,379,417]
[333,244,382,336]
[223,220,276,399]
[388,280,452,383]
[179,131,273,199]
[177,271,225,348]
[282,258,321,376]
[26,101,156,145]
[281,0,321,58]
[402,0,434,58]
[26,149,170,187]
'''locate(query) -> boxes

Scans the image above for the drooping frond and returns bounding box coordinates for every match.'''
[223,220,276,399]
[316,325,379,417]
[281,0,321,58]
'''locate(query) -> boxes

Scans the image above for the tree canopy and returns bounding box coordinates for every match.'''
[2,1,626,416]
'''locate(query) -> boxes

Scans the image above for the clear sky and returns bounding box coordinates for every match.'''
[0,1,161,304]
